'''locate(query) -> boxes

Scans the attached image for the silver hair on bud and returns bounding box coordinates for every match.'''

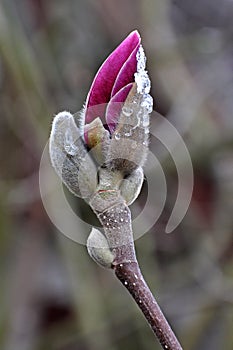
[49,111,98,200]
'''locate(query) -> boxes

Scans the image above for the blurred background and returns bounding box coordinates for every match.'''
[0,0,233,349]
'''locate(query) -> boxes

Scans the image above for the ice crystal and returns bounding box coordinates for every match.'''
[136,45,146,71]
[135,45,151,94]
[135,71,151,94]
[141,94,153,113]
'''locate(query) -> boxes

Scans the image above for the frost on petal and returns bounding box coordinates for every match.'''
[134,45,151,94]
[85,30,141,124]
[136,45,146,71]
[135,71,151,94]
[106,83,133,133]
[141,93,153,114]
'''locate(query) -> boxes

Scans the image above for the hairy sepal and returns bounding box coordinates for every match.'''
[49,111,97,200]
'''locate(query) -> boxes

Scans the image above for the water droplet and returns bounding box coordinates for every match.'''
[64,130,79,156]
[125,130,132,137]
[120,218,124,222]
[139,299,142,303]
[133,282,136,286]
[124,281,128,285]
[134,274,138,279]
[120,264,123,267]
[122,106,133,117]
[145,128,149,134]
[131,121,140,130]
[64,144,78,156]
[164,345,168,349]
[114,133,120,140]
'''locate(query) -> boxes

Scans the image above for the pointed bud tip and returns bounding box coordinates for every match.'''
[129,30,141,40]
[124,30,141,48]
[52,110,73,126]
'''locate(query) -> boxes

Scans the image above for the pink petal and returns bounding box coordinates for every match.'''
[84,103,106,129]
[106,83,133,133]
[111,43,139,98]
[85,30,140,123]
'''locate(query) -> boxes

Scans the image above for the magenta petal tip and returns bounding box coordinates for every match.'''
[85,30,141,124]
[106,83,133,133]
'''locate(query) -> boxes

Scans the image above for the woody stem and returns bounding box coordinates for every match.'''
[113,260,183,350]
[90,191,182,350]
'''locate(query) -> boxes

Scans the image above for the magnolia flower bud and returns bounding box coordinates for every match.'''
[87,228,115,268]
[49,111,98,199]
[82,31,153,176]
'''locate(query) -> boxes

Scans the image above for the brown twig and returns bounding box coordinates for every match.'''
[114,260,183,350]
[90,191,183,350]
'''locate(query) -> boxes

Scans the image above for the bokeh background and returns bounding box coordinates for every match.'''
[1,0,233,349]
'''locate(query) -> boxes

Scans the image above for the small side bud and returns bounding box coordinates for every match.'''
[87,228,115,269]
[49,111,97,200]
[120,167,144,205]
